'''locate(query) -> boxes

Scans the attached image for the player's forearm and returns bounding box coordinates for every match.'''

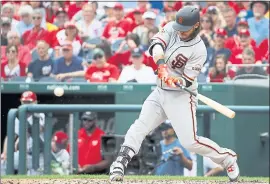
[179,154,193,170]
[205,167,224,176]
[152,44,165,63]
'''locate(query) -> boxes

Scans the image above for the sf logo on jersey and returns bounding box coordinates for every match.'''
[171,54,188,69]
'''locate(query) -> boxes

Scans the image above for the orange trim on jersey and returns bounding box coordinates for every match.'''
[154,36,167,48]
[189,95,237,157]
[183,73,194,82]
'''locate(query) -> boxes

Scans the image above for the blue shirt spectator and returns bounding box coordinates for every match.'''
[156,139,192,176]
[52,42,84,76]
[53,56,83,75]
[248,17,269,46]
[248,1,269,45]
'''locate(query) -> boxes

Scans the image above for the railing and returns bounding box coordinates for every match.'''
[6,104,269,175]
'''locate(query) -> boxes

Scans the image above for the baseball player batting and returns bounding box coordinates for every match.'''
[110,6,239,182]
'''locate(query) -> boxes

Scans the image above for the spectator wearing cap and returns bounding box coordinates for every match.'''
[1,17,12,46]
[200,28,232,82]
[46,1,64,23]
[235,48,266,78]
[102,3,132,42]
[85,48,119,82]
[208,55,235,83]
[213,29,231,60]
[133,11,158,48]
[52,42,84,81]
[1,3,19,33]
[118,48,156,83]
[22,9,52,51]
[155,121,193,176]
[75,4,103,41]
[160,6,176,28]
[100,3,116,26]
[55,21,82,56]
[1,91,45,169]
[124,1,148,28]
[27,40,53,81]
[1,45,26,80]
[76,112,110,174]
[128,8,144,31]
[229,29,262,64]
[1,31,32,66]
[224,19,256,50]
[109,33,157,71]
[16,5,34,36]
[51,131,70,175]
[206,6,225,30]
[248,1,269,45]
[222,7,238,37]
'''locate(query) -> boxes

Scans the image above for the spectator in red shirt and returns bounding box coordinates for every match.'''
[1,31,32,66]
[224,19,255,49]
[229,29,262,64]
[160,6,176,28]
[109,33,157,71]
[102,3,132,42]
[22,9,51,51]
[77,111,110,174]
[128,8,144,31]
[208,54,235,82]
[1,45,26,80]
[55,21,82,57]
[85,48,119,82]
[66,1,86,20]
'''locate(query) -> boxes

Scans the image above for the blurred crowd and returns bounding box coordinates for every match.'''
[1,1,269,83]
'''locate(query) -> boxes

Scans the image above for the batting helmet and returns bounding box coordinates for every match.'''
[20,91,37,102]
[173,5,200,32]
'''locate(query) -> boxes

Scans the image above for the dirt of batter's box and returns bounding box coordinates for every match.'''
[1,179,269,184]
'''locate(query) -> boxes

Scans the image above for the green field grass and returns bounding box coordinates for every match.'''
[2,175,269,182]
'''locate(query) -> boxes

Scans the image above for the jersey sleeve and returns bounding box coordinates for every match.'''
[148,22,174,56]
[183,54,207,82]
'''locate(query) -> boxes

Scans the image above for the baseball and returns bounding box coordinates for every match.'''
[54,87,64,97]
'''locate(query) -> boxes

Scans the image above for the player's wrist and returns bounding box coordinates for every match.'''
[157,59,166,66]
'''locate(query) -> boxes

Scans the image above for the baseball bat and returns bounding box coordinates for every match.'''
[176,83,235,119]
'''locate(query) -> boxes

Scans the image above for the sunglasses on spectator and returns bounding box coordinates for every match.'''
[93,54,103,60]
[239,35,248,38]
[7,50,16,54]
[63,48,71,52]
[33,16,42,20]
[82,118,95,121]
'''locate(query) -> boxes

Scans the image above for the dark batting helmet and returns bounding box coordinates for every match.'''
[173,5,200,32]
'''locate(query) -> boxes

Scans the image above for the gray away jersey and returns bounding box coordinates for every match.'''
[149,21,207,91]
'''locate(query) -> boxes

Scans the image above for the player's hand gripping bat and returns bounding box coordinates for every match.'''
[175,82,236,119]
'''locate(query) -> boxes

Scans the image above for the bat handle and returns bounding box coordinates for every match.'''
[175,82,197,97]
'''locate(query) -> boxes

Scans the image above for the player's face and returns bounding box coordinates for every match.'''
[82,118,96,132]
[177,27,194,41]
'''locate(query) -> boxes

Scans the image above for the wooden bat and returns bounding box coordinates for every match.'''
[176,83,235,119]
